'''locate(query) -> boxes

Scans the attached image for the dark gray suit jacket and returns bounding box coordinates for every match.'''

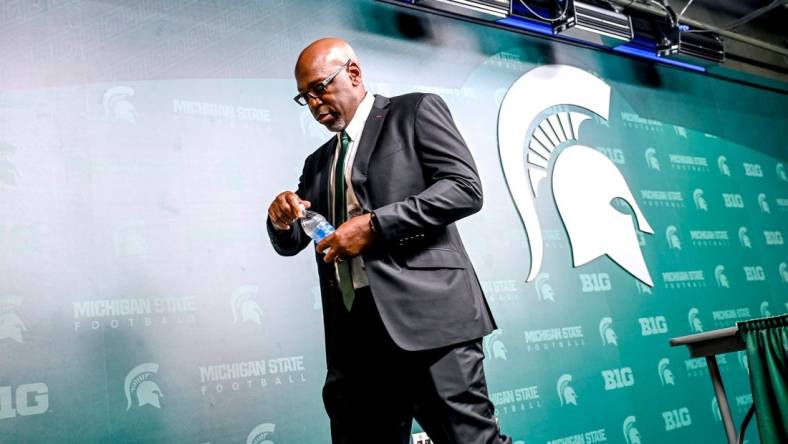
[268,93,496,352]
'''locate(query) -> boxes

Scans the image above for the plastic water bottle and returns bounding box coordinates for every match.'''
[300,209,335,242]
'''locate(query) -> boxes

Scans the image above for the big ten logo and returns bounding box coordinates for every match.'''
[743,266,766,282]
[764,230,784,245]
[662,407,692,431]
[722,193,744,208]
[595,146,625,164]
[638,316,668,336]
[412,432,432,444]
[580,273,612,293]
[743,162,763,177]
[602,367,634,391]
[0,383,49,419]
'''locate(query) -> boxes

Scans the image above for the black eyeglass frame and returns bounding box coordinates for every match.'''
[293,59,352,106]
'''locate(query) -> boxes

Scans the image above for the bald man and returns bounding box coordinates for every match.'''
[267,38,511,444]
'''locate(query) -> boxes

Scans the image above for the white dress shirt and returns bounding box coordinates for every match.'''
[329,92,374,289]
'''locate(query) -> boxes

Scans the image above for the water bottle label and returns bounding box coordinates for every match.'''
[313,222,335,242]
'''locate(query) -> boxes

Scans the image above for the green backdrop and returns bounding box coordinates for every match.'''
[0,1,786,443]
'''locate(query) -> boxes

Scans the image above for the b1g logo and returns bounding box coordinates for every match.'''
[602,367,634,390]
[498,65,654,288]
[124,363,163,410]
[411,432,432,444]
[0,383,49,420]
[247,423,276,444]
[579,272,611,292]
[663,407,692,431]
[639,316,668,336]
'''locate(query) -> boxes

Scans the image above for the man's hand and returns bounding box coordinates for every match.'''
[317,213,375,263]
[268,191,310,230]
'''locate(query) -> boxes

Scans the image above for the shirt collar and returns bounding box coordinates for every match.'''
[339,93,374,143]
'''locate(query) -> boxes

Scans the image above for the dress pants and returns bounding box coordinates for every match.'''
[322,286,511,444]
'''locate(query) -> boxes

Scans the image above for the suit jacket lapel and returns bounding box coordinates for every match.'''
[316,137,337,221]
[351,94,390,208]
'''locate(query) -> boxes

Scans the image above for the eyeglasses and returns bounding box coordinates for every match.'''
[293,59,351,106]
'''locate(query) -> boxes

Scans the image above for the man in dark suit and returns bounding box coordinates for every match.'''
[267,38,510,444]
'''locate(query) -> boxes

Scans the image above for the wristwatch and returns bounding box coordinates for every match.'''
[368,211,380,234]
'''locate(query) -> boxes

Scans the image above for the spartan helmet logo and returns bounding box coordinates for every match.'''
[535,272,555,302]
[715,265,729,288]
[777,163,788,182]
[760,301,771,317]
[623,416,641,444]
[0,295,27,343]
[0,143,20,186]
[688,308,703,333]
[247,422,276,444]
[498,65,654,288]
[758,193,770,214]
[599,317,618,346]
[483,330,508,360]
[231,285,263,324]
[718,156,731,176]
[738,351,749,375]
[125,363,163,409]
[711,397,722,422]
[103,86,137,124]
[665,226,682,250]
[658,358,675,386]
[780,263,788,283]
[693,189,708,211]
[645,148,660,171]
[738,227,751,248]
[556,374,578,406]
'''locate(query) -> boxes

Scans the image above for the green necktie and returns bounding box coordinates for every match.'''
[334,131,355,311]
